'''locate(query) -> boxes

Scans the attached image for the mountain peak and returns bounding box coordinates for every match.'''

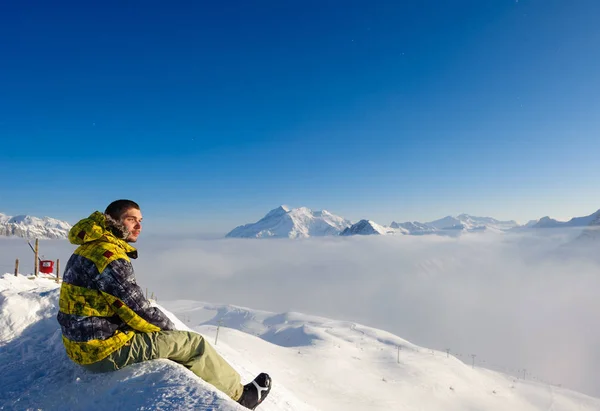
[340,219,393,236]
[264,205,291,219]
[226,206,351,239]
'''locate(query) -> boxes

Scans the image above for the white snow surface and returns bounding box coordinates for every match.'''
[225,206,352,239]
[0,212,71,239]
[1,273,599,411]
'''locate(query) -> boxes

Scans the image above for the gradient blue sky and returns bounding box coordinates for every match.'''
[1,1,599,233]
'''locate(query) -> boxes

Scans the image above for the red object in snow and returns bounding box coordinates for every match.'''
[40,260,54,274]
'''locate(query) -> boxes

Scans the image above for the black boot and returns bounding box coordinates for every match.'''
[237,373,272,410]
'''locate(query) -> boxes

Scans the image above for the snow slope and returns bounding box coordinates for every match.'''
[225,206,351,239]
[1,273,598,411]
[0,213,71,239]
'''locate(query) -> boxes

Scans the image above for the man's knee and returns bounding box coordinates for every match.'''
[155,330,204,344]
[151,330,206,359]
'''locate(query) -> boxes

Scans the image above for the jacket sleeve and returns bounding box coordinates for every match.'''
[94,258,176,332]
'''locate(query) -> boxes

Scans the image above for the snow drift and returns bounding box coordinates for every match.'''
[1,273,599,411]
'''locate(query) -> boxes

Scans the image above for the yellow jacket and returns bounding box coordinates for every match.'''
[57,212,174,364]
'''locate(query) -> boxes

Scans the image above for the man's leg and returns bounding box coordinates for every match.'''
[82,331,243,400]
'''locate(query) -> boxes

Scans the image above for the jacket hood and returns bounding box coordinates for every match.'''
[68,211,137,257]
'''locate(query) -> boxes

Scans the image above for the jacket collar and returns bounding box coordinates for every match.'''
[69,211,138,258]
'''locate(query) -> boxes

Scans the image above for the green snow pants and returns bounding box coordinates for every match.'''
[82,330,243,401]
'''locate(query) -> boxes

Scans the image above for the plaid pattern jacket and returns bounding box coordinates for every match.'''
[57,211,175,364]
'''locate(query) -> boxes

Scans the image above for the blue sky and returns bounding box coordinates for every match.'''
[1,1,599,233]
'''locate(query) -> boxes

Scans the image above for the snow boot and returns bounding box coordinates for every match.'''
[237,373,272,410]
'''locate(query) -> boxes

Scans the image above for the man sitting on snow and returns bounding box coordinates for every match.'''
[57,199,271,409]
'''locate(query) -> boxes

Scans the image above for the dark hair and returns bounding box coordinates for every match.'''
[105,199,140,221]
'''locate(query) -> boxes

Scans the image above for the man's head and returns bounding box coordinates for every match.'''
[104,199,143,243]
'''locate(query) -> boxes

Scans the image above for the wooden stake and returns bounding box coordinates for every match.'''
[34,239,39,277]
[14,258,19,276]
[215,320,223,345]
[56,259,60,283]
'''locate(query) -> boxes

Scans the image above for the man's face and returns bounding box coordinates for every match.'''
[121,208,143,243]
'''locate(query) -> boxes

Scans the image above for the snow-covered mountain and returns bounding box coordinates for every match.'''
[527,216,562,228]
[3,273,598,411]
[424,214,519,231]
[0,213,71,239]
[389,214,518,235]
[390,221,436,235]
[529,209,600,229]
[227,207,600,239]
[225,206,352,239]
[226,208,522,239]
[573,212,600,242]
[340,219,396,236]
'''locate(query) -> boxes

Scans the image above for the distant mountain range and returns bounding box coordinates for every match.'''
[226,206,600,239]
[4,206,599,241]
[0,213,71,239]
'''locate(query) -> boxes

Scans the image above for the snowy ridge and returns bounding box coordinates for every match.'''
[528,209,600,229]
[338,214,517,237]
[529,216,563,228]
[0,213,71,239]
[1,273,599,411]
[422,214,518,232]
[340,219,396,236]
[572,212,600,243]
[226,206,352,239]
[226,207,600,239]
[390,221,437,234]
